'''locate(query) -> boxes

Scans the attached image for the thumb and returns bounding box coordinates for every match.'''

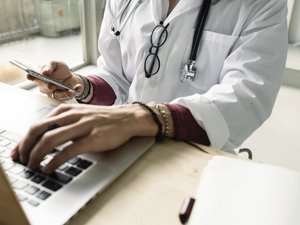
[67,83,83,98]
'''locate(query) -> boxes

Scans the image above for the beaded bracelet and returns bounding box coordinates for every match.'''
[133,102,164,142]
[75,74,91,103]
[155,104,170,138]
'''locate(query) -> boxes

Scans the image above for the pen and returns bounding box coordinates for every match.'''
[179,197,195,224]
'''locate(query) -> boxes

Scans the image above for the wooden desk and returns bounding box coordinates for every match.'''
[68,141,228,225]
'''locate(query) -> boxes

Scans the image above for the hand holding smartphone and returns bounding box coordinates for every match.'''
[9,59,77,94]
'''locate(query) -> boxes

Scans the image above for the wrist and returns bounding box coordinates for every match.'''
[131,102,175,141]
[66,73,82,91]
[74,74,93,103]
[126,103,159,137]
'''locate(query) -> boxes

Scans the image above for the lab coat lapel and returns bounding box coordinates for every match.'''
[149,0,169,23]
[164,0,203,24]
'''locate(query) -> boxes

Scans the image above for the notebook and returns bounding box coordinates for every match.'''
[188,156,300,225]
[0,82,154,225]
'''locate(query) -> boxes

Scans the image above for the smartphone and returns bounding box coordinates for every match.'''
[9,59,77,94]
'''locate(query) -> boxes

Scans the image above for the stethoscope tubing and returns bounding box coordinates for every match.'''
[190,0,211,61]
[111,0,144,36]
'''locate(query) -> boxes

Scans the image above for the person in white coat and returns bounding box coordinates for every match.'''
[12,0,288,174]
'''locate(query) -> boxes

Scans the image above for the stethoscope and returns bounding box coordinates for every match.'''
[110,0,212,82]
[182,0,211,82]
[111,0,144,36]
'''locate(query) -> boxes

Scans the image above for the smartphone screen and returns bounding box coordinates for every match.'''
[9,60,77,94]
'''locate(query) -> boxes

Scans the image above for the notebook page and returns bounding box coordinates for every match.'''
[189,156,300,225]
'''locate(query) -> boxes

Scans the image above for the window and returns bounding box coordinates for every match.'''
[0,0,104,86]
[285,0,300,88]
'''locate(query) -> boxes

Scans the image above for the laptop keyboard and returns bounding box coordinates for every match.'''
[0,130,93,207]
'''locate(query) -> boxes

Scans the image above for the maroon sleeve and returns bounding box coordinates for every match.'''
[86,75,116,105]
[166,104,210,146]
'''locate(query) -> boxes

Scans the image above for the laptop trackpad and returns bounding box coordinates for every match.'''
[15,107,53,135]
[0,90,55,135]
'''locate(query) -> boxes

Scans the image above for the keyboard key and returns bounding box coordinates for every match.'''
[27,199,40,207]
[77,159,93,169]
[50,171,72,184]
[41,156,52,167]
[31,175,46,184]
[20,170,35,179]
[0,138,11,147]
[0,131,21,144]
[25,185,40,195]
[65,167,82,177]
[9,164,25,174]
[2,161,15,170]
[0,150,11,158]
[13,180,29,190]
[42,180,62,192]
[37,191,51,200]
[49,148,60,156]
[16,193,28,202]
[5,142,17,150]
[7,174,18,184]
[58,163,69,171]
[68,157,81,165]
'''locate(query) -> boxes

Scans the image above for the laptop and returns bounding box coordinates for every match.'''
[0,82,154,225]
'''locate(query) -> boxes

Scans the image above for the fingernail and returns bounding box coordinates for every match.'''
[10,149,17,160]
[20,157,28,165]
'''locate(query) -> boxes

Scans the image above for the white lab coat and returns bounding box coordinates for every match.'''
[96,0,288,151]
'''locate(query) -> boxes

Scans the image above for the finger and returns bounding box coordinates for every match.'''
[43,141,86,174]
[52,90,73,101]
[17,122,54,164]
[27,74,54,95]
[16,110,76,165]
[45,104,74,119]
[39,81,53,94]
[27,118,92,170]
[10,147,20,161]
[47,83,57,91]
[41,61,57,75]
[27,74,35,81]
[27,74,45,87]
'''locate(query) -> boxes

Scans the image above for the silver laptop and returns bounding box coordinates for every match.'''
[0,82,154,225]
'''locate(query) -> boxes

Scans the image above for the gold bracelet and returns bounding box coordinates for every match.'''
[155,104,170,138]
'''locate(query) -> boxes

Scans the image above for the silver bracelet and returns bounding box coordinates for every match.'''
[75,74,91,102]
[155,104,170,138]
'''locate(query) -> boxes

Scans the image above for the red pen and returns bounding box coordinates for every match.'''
[179,197,195,224]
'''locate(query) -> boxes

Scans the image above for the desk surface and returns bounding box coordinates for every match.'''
[67,141,226,225]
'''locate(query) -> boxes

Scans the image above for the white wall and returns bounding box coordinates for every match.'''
[289,0,300,44]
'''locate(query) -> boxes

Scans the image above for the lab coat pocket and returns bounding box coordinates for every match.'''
[189,31,238,91]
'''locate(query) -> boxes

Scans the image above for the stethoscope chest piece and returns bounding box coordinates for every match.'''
[182,60,197,82]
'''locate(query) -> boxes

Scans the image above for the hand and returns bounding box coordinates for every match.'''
[28,61,83,101]
[11,104,158,174]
